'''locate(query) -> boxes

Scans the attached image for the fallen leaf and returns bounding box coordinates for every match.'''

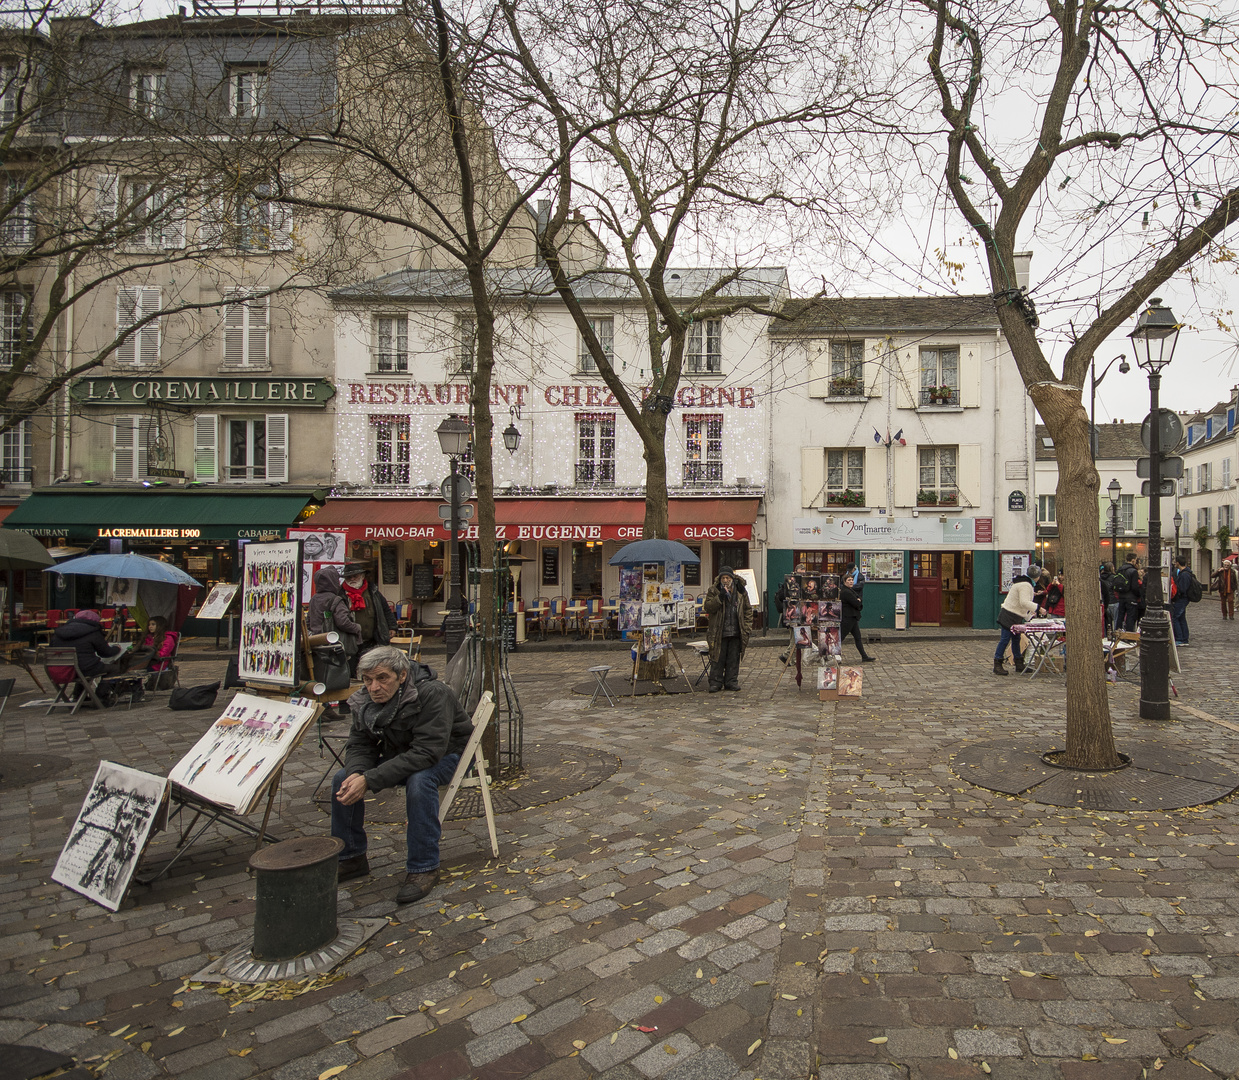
[108,1026,130,1037]
[981,1063,991,1074]
[637,1026,657,1033]
[664,1045,678,1055]
[870,1037,888,1044]
[948,1048,958,1060]
[318,1067,349,1080]
[747,1039,762,1056]
[167,1027,185,1037]
[572,1040,587,1049]
[511,1015,527,1024]
[1105,1038,1127,1045]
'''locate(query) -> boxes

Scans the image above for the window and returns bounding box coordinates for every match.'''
[1220,504,1234,530]
[1038,494,1056,523]
[829,342,864,397]
[1224,457,1232,488]
[825,448,864,504]
[579,316,613,373]
[371,416,410,485]
[199,179,291,250]
[1119,494,1134,532]
[222,293,268,367]
[130,69,165,117]
[114,416,154,481]
[95,175,185,249]
[1,174,34,245]
[455,316,475,374]
[374,316,408,373]
[0,417,32,484]
[115,286,161,366]
[229,67,267,118]
[224,415,289,482]
[683,414,722,485]
[918,445,958,504]
[1198,462,1212,491]
[920,347,959,406]
[1,61,20,125]
[575,413,615,486]
[1183,470,1192,495]
[0,291,29,369]
[1199,507,1211,532]
[686,319,721,374]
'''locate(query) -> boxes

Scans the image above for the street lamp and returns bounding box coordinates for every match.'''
[1173,511,1183,565]
[1090,354,1130,462]
[1108,478,1121,562]
[1130,297,1181,721]
[502,406,522,455]
[436,414,472,661]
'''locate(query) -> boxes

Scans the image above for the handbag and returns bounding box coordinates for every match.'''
[996,607,1022,630]
[312,644,351,691]
[168,682,221,710]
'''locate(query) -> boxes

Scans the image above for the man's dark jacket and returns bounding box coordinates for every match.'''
[1120,561,1143,602]
[50,617,121,678]
[342,661,472,791]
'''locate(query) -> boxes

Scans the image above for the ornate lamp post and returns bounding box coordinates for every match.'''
[1090,354,1130,461]
[502,406,522,455]
[1108,478,1121,563]
[436,414,472,661]
[1129,298,1181,721]
[1173,511,1183,566]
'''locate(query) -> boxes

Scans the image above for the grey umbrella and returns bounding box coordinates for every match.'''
[608,538,701,565]
[0,530,54,571]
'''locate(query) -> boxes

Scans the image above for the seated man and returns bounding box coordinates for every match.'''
[331,644,473,904]
[48,609,124,688]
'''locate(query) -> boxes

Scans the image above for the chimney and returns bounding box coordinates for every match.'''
[1013,251,1033,291]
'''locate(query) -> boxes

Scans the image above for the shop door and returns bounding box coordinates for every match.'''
[910,552,941,626]
[939,551,968,627]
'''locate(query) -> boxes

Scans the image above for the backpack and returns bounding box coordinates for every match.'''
[1110,571,1130,596]
[1185,571,1203,603]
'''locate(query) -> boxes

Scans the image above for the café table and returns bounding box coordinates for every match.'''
[566,604,587,638]
[1013,620,1066,678]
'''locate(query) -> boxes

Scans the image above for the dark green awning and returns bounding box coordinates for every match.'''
[4,490,317,542]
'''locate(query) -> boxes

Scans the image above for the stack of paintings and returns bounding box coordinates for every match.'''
[783,572,851,697]
[618,562,685,655]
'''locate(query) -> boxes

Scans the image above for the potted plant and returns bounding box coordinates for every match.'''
[1217,525,1232,556]
[827,488,865,507]
[829,374,862,396]
[916,489,939,506]
[926,384,955,403]
[1193,525,1212,552]
[939,490,959,507]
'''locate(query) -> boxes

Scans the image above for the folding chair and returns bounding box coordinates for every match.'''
[44,648,107,714]
[438,690,499,858]
[685,640,711,686]
[143,632,182,691]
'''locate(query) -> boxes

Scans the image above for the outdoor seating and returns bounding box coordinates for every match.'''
[548,597,569,635]
[143,632,182,691]
[586,599,607,640]
[527,598,550,640]
[686,639,710,686]
[44,647,107,714]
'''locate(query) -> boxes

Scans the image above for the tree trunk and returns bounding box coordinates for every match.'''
[1032,384,1123,770]
[642,413,670,538]
[470,296,499,765]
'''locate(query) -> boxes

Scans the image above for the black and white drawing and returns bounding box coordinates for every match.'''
[53,762,168,911]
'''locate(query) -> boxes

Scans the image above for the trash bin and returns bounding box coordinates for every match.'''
[894,591,907,631]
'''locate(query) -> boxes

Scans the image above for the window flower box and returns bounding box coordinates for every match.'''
[828,376,864,397]
[916,489,938,506]
[921,385,959,406]
[826,488,865,508]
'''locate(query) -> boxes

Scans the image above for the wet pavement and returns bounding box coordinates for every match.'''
[1,611,1238,1080]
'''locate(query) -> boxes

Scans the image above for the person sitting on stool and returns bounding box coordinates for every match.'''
[331,645,473,904]
[704,565,752,692]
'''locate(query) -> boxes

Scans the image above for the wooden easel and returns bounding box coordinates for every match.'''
[438,691,500,857]
[630,640,695,697]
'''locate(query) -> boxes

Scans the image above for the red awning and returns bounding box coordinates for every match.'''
[304,497,759,543]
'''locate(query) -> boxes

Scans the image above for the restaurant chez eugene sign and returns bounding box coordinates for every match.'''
[348,521,750,542]
[71,377,335,406]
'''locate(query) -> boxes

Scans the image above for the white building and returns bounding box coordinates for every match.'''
[316,267,786,621]
[765,295,1036,629]
[1178,390,1239,579]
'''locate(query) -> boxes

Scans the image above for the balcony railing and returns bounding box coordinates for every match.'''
[575,461,615,486]
[920,388,960,407]
[372,352,409,373]
[371,462,410,486]
[683,460,723,485]
[0,466,33,486]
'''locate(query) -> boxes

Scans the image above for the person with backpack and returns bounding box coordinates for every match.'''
[1171,554,1193,647]
[1100,563,1118,635]
[1116,553,1143,632]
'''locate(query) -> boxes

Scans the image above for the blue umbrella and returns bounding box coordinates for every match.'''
[46,552,202,587]
[608,538,700,565]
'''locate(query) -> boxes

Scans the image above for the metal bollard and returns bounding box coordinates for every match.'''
[248,836,344,961]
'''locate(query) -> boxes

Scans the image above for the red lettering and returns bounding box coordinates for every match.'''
[349,383,366,403]
[417,385,435,405]
[544,386,560,406]
[385,384,398,404]
[571,385,582,406]
[740,387,755,408]
[700,388,715,407]
[603,389,617,407]
[718,388,735,406]
[679,387,695,407]
[368,384,384,404]
[493,385,510,406]
[514,385,527,407]
[435,384,451,405]
[586,386,601,407]
[455,384,469,405]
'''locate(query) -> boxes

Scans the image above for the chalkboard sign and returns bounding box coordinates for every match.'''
[684,549,701,587]
[412,564,434,598]
[381,545,398,585]
[502,615,517,653]
[542,546,559,587]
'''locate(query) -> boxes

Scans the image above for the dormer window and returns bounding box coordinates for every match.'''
[130,69,165,117]
[229,66,267,118]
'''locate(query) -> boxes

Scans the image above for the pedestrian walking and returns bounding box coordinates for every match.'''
[1171,555,1192,646]
[1212,557,1238,620]
[704,565,752,692]
[1100,562,1118,635]
[1117,553,1143,631]
[994,564,1039,675]
[839,571,875,662]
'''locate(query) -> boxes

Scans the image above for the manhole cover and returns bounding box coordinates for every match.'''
[0,753,74,790]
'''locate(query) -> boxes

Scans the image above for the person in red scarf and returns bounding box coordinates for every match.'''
[341,561,396,662]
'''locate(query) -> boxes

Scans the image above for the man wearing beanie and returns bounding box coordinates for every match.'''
[703,565,752,692]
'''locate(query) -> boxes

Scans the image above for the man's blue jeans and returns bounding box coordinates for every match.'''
[331,753,460,874]
[994,624,1024,664]
[1171,598,1189,645]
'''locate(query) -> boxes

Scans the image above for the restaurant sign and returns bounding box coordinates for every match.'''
[344,521,751,543]
[72,377,336,407]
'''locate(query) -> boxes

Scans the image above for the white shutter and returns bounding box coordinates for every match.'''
[138,287,161,366]
[247,296,268,364]
[800,446,825,508]
[116,287,138,364]
[113,416,136,479]
[265,413,288,482]
[958,443,982,507]
[807,344,827,399]
[193,414,218,482]
[960,344,982,408]
[269,177,293,250]
[863,338,884,399]
[200,195,224,247]
[136,415,153,478]
[864,445,886,507]
[96,173,118,223]
[223,296,245,363]
[161,186,186,249]
[893,446,916,506]
[894,347,916,409]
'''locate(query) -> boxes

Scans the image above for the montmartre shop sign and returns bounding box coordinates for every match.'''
[793,516,992,547]
[71,377,335,406]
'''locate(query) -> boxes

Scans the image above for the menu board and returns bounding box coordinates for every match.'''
[238,540,301,687]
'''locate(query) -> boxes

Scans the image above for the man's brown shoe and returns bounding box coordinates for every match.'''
[337,855,370,882]
[396,868,440,904]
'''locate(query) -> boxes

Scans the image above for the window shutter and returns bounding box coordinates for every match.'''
[864,445,886,505]
[269,178,293,250]
[248,296,268,363]
[136,415,153,478]
[265,413,288,482]
[115,287,139,364]
[193,414,218,481]
[960,344,982,408]
[223,297,245,363]
[894,348,916,409]
[200,195,224,247]
[863,338,883,398]
[113,416,136,479]
[162,186,186,248]
[800,446,825,508]
[958,444,983,507]
[806,344,827,398]
[893,446,916,506]
[96,173,118,223]
[138,286,161,365]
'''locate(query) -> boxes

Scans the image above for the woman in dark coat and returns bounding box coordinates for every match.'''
[839,579,876,662]
[307,565,362,657]
[48,609,122,683]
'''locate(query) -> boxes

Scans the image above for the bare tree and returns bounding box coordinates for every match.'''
[500,0,897,537]
[913,0,1239,766]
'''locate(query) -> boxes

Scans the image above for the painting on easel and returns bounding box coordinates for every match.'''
[238,539,302,687]
[167,693,318,814]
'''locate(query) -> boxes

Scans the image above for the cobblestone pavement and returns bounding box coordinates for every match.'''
[1,615,1238,1080]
